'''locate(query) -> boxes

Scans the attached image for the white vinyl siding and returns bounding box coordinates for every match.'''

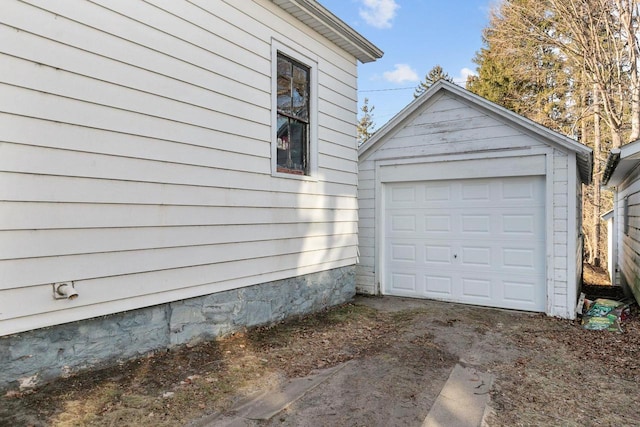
[0,0,360,335]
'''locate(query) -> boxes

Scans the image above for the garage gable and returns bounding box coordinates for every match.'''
[359,81,592,184]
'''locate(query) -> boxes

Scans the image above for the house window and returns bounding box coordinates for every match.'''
[276,53,310,175]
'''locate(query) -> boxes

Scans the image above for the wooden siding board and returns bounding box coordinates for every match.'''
[376,126,528,157]
[319,113,357,141]
[319,126,357,149]
[0,169,356,204]
[0,203,358,230]
[0,55,270,130]
[2,84,269,143]
[0,142,271,185]
[23,0,272,84]
[0,173,359,210]
[319,72,357,104]
[318,154,357,174]
[368,135,539,161]
[2,3,270,93]
[1,235,358,289]
[0,27,268,110]
[319,83,357,113]
[0,222,358,260]
[319,141,357,163]
[0,114,269,166]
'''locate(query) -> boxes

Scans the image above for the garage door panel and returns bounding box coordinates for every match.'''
[384,176,546,312]
[461,214,491,233]
[390,244,416,262]
[461,182,490,201]
[390,185,417,202]
[461,277,492,299]
[502,214,536,234]
[503,279,541,305]
[390,214,417,232]
[425,184,450,201]
[502,179,537,200]
[502,248,536,269]
[460,246,491,267]
[424,274,454,295]
[390,273,417,293]
[425,215,452,232]
[425,244,452,264]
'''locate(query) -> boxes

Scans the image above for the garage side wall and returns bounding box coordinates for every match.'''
[357,160,376,294]
[551,149,574,318]
[613,166,640,304]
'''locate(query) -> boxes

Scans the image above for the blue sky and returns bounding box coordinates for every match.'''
[318,0,494,129]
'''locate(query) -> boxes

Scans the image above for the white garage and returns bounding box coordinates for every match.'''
[357,81,593,319]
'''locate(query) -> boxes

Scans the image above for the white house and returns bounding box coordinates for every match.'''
[0,0,382,390]
[602,140,640,304]
[357,81,592,319]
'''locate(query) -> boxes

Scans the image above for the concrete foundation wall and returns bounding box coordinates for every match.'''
[1,266,355,391]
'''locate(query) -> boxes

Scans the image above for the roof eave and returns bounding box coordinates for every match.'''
[271,0,383,63]
[603,139,640,187]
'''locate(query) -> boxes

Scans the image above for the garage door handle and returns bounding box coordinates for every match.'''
[454,254,458,259]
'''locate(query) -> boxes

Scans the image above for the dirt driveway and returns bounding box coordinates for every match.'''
[2,295,639,426]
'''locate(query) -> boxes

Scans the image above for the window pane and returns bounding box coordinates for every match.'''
[276,113,307,174]
[292,65,309,121]
[278,56,292,77]
[277,81,292,113]
[276,54,310,175]
[277,58,292,113]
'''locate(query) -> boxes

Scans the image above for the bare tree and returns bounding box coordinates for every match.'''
[357,98,376,145]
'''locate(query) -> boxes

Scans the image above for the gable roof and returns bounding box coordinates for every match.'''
[359,80,593,184]
[602,138,640,187]
[271,0,383,63]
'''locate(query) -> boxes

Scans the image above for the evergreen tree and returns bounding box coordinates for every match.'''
[413,65,453,98]
[357,98,375,145]
[466,1,573,134]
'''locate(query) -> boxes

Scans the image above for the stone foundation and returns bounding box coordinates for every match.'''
[0,266,355,391]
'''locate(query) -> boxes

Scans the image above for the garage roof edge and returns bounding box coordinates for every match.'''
[358,80,593,184]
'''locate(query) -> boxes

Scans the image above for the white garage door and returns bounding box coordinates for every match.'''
[384,176,546,311]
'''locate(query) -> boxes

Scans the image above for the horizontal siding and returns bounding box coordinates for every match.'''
[1,222,358,260]
[0,113,269,166]
[0,202,357,232]
[0,173,359,208]
[0,0,361,335]
[2,235,358,289]
[618,170,640,303]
